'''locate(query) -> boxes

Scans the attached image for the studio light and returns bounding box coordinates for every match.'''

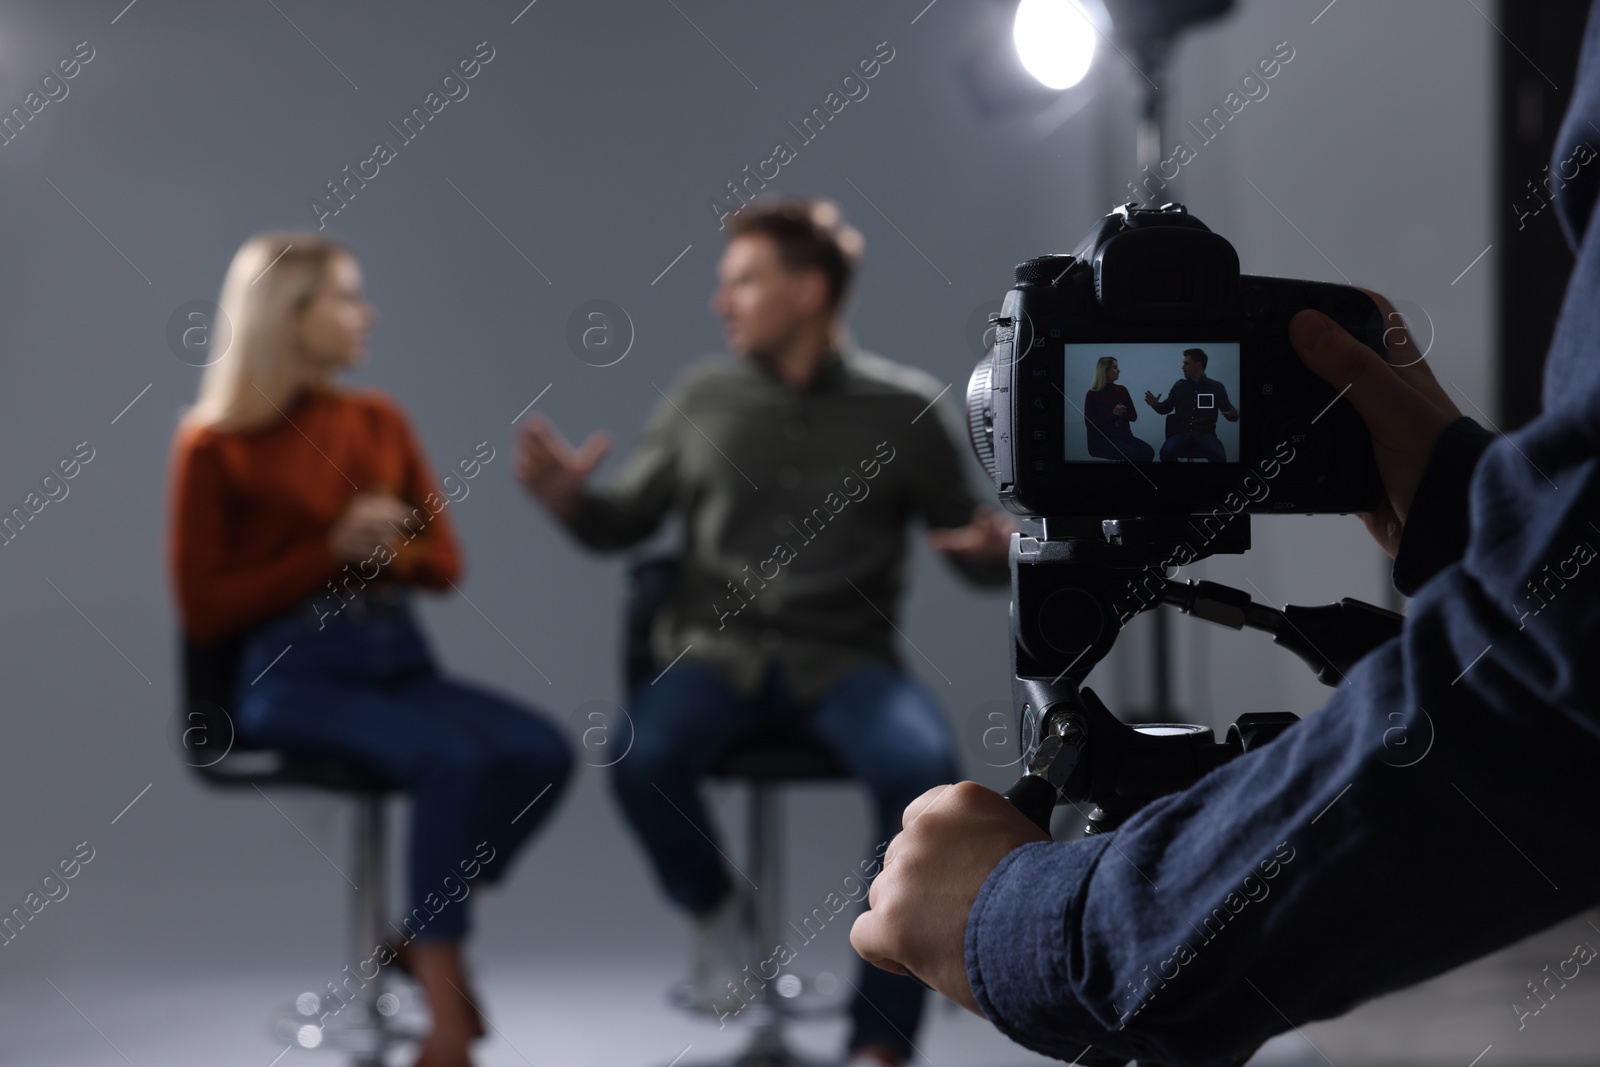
[1013,0,1103,91]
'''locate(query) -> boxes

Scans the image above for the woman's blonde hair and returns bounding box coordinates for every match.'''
[1090,356,1118,392]
[182,233,351,433]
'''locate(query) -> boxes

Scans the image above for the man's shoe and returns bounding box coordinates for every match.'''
[678,890,752,1011]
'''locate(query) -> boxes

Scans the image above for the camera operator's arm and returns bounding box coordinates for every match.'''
[954,387,1600,1064]
[852,783,1048,1014]
[1292,295,1496,584]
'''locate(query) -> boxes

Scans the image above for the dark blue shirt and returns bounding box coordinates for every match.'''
[963,7,1600,1064]
[1159,374,1235,436]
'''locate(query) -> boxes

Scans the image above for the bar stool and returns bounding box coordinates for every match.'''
[625,557,855,1067]
[177,629,417,1066]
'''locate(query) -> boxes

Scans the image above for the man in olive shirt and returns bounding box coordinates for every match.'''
[516,197,1011,1067]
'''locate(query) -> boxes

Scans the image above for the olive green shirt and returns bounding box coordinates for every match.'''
[565,336,1009,705]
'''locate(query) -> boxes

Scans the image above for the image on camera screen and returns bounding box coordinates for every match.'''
[1063,342,1241,463]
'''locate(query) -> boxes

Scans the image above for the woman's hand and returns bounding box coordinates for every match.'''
[327,488,415,562]
[1289,290,1461,558]
[1112,402,1130,419]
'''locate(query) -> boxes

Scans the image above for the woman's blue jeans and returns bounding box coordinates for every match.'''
[611,656,961,1063]
[233,598,572,943]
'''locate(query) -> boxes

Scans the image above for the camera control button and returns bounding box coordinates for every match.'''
[1243,284,1271,321]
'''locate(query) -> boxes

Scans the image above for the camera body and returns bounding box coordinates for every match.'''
[967,203,1387,518]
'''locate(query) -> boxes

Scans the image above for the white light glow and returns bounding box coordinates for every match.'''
[1013,0,1099,91]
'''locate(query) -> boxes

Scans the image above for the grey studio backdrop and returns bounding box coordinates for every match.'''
[0,0,1492,995]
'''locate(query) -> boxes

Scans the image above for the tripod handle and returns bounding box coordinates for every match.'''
[1003,773,1059,838]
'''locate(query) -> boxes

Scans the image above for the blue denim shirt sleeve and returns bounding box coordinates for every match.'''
[1391,415,1496,596]
[964,5,1600,1063]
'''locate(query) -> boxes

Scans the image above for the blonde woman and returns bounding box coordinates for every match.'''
[166,234,572,1067]
[1084,355,1154,461]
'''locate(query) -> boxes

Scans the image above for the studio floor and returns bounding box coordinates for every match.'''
[8,909,1598,1067]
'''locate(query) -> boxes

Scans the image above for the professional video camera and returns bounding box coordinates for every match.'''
[966,203,1405,837]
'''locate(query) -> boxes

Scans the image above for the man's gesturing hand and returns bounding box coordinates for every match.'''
[926,505,1016,565]
[1289,291,1461,558]
[514,413,611,522]
[849,781,1049,1017]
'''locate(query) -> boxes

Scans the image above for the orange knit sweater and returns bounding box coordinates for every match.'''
[167,386,462,642]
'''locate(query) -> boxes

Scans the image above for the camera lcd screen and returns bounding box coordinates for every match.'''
[1063,342,1241,463]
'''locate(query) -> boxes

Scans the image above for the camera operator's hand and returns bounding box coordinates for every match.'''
[1290,292,1461,558]
[514,413,612,522]
[327,487,414,563]
[926,505,1015,564]
[850,781,1049,1016]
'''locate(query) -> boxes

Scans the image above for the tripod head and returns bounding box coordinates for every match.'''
[1001,515,1401,837]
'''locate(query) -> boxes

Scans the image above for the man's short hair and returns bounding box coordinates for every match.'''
[727,196,865,312]
[1183,347,1209,370]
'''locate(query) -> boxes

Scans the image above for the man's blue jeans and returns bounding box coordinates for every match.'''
[611,655,960,1062]
[1160,429,1226,461]
[233,598,573,942]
